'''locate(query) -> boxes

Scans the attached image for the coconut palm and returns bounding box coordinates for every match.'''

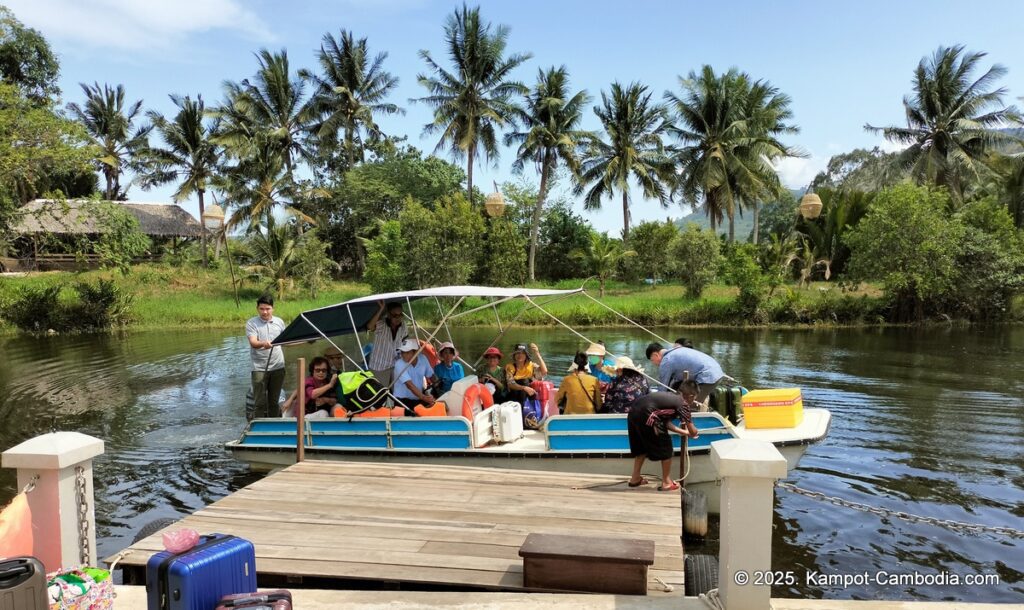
[414,4,531,201]
[572,231,636,297]
[244,214,304,299]
[302,30,403,171]
[865,45,1021,202]
[67,82,152,200]
[505,66,592,281]
[214,49,312,172]
[139,94,219,266]
[666,66,799,242]
[577,82,674,239]
[217,141,312,231]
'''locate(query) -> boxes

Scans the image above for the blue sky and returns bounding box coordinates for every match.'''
[8,0,1024,233]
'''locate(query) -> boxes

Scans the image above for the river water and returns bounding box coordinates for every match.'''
[0,326,1021,601]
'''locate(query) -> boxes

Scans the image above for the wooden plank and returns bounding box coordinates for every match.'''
[519,534,654,565]
[108,460,684,596]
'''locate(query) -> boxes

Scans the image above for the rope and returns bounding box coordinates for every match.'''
[699,588,724,610]
[524,296,673,391]
[581,291,674,346]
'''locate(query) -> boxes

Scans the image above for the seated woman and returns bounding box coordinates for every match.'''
[475,346,507,402]
[555,352,602,415]
[504,342,548,405]
[304,357,337,418]
[602,356,650,414]
[433,341,465,394]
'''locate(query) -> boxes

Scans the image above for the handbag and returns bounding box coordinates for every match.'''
[47,567,114,610]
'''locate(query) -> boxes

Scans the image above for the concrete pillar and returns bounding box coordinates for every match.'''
[711,438,788,610]
[2,432,104,572]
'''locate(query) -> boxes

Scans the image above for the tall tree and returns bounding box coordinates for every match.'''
[217,141,311,230]
[0,6,60,102]
[665,66,798,243]
[505,66,591,280]
[67,82,151,200]
[865,45,1021,202]
[302,30,403,171]
[573,231,635,297]
[577,82,673,239]
[139,94,220,267]
[214,49,312,172]
[414,4,531,202]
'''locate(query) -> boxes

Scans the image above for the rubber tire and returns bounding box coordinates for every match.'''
[131,517,178,543]
[683,489,708,539]
[684,553,719,597]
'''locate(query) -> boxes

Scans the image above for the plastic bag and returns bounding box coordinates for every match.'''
[162,528,200,554]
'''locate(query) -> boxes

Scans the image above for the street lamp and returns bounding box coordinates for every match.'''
[200,200,240,308]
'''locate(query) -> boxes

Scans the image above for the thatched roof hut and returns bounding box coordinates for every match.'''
[12,199,203,237]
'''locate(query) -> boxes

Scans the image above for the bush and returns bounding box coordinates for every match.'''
[721,243,767,320]
[362,220,407,293]
[479,216,527,287]
[670,223,722,298]
[1,279,132,332]
[623,221,677,285]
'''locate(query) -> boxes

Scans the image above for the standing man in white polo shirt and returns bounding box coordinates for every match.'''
[246,294,287,419]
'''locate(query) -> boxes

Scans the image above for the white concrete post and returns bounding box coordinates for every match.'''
[2,432,104,572]
[711,438,788,610]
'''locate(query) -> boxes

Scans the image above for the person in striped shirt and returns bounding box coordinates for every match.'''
[365,301,409,389]
[625,379,700,491]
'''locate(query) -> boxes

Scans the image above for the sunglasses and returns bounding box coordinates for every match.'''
[313,368,329,373]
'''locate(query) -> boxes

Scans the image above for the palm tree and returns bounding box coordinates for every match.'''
[217,141,312,230]
[665,66,799,242]
[302,30,403,171]
[414,4,531,201]
[865,45,1021,202]
[244,214,304,299]
[139,94,219,266]
[214,49,312,172]
[573,231,636,297]
[576,82,674,239]
[505,66,592,281]
[67,82,151,199]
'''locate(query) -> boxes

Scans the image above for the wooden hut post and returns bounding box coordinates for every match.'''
[296,358,306,463]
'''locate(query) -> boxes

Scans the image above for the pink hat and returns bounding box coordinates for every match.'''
[438,341,458,356]
[482,346,503,358]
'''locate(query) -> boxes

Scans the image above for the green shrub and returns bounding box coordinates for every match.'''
[721,243,767,320]
[0,280,132,332]
[670,223,722,298]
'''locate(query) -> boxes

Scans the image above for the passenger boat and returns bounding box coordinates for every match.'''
[226,286,832,514]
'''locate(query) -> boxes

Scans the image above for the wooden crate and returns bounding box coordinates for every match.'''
[518,533,655,595]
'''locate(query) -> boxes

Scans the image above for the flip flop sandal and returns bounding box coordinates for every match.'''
[657,482,680,492]
[627,478,649,487]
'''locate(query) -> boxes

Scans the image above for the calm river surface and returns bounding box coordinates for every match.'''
[0,326,1021,601]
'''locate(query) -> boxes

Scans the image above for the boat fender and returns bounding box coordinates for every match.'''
[461,384,482,419]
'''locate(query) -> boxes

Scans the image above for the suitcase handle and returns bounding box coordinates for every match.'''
[0,563,32,588]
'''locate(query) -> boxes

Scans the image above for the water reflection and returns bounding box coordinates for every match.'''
[0,326,1020,601]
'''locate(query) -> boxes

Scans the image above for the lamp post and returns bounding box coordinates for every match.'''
[201,202,240,308]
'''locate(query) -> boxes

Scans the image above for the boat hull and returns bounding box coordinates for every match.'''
[225,409,830,514]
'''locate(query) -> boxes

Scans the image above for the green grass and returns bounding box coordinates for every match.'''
[0,263,895,332]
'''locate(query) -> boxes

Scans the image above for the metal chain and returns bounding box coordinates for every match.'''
[75,466,91,565]
[777,482,1024,538]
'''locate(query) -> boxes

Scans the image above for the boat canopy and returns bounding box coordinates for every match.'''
[272,286,582,345]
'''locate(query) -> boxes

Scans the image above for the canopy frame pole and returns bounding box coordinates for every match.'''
[390,296,466,401]
[344,305,368,370]
[469,292,580,368]
[300,312,413,409]
[434,297,456,346]
[492,298,504,332]
[582,290,673,346]
[405,296,422,343]
[524,296,672,391]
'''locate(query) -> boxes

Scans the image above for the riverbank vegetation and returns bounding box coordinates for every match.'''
[0,5,1021,334]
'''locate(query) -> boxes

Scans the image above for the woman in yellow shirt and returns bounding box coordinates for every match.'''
[555,352,602,415]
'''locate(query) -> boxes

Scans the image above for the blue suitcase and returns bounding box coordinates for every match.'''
[146,533,257,610]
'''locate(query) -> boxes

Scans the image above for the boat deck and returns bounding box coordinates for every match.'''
[110,460,686,596]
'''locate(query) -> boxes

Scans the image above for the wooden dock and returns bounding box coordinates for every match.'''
[112,460,686,596]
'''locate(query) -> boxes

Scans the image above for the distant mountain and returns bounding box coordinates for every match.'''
[675,189,803,240]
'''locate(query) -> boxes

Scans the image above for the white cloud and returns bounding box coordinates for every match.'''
[774,154,826,190]
[6,0,273,51]
[878,137,908,154]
